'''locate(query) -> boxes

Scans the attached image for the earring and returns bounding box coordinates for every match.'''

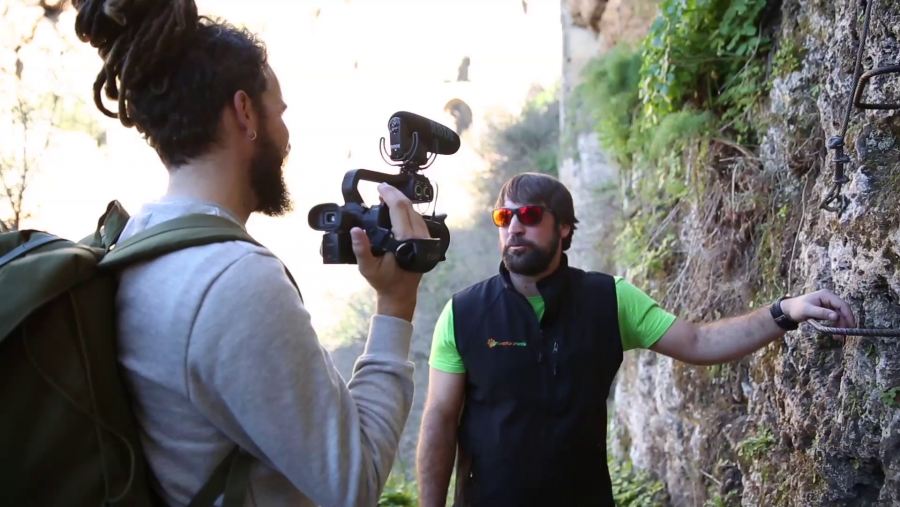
[249,130,258,141]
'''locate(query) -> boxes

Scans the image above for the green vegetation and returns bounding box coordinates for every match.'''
[378,470,419,507]
[639,0,769,140]
[737,426,776,461]
[705,489,739,507]
[574,0,789,310]
[771,37,806,80]
[577,46,644,168]
[880,387,900,409]
[375,451,669,507]
[609,456,667,507]
[477,90,560,199]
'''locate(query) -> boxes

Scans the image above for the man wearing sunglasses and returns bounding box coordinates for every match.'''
[416,172,856,507]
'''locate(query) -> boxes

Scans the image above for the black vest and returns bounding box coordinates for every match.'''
[452,255,622,507]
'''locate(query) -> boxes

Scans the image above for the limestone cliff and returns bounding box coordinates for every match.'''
[561,0,900,505]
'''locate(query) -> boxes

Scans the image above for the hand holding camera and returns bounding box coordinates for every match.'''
[308,111,458,274]
[350,183,432,321]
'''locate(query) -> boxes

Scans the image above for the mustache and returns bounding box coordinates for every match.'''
[506,237,536,248]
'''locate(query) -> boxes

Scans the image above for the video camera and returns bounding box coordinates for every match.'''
[307,111,459,273]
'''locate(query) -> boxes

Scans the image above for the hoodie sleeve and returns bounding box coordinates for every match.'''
[185,251,415,507]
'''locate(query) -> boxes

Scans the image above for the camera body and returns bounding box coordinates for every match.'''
[308,111,458,273]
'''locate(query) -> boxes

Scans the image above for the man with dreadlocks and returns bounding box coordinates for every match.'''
[71,1,427,506]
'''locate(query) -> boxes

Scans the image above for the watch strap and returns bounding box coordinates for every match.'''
[771,295,799,331]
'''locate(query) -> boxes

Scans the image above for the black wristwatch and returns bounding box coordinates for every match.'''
[770,295,799,331]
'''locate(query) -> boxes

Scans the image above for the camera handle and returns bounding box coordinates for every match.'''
[341,169,431,205]
[333,168,447,273]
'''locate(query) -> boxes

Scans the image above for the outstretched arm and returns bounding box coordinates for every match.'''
[650,290,856,365]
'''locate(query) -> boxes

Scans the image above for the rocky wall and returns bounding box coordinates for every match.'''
[602,0,900,505]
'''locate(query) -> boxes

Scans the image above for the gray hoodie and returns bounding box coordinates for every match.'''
[114,197,414,507]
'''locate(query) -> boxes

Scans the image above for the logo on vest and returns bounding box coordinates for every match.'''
[487,338,527,348]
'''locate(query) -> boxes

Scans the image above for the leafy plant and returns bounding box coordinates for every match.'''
[638,0,769,135]
[647,109,715,160]
[705,488,739,507]
[880,387,900,409]
[771,36,806,80]
[717,59,766,142]
[609,457,667,507]
[378,469,419,507]
[573,0,776,297]
[737,427,776,461]
[578,45,644,167]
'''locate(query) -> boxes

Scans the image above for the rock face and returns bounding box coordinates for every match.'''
[560,0,632,274]
[560,0,661,275]
[561,0,900,505]
[567,0,608,32]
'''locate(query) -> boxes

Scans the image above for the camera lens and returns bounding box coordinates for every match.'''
[423,186,433,199]
[414,184,423,198]
[324,212,337,224]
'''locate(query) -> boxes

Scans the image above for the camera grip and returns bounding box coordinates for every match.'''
[365,214,449,273]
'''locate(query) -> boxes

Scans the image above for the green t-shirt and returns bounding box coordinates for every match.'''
[428,276,677,374]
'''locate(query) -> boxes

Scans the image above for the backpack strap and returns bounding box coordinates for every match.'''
[97,210,301,505]
[97,213,303,299]
[0,234,67,269]
[97,214,259,269]
[186,447,254,507]
[97,216,266,506]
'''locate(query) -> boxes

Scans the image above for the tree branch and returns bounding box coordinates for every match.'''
[16,97,30,230]
[0,156,18,225]
[0,3,81,231]
[3,179,18,229]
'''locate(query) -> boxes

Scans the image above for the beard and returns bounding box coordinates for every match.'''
[502,227,560,276]
[249,126,293,217]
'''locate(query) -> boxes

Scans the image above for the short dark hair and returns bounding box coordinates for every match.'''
[494,172,579,250]
[73,0,269,167]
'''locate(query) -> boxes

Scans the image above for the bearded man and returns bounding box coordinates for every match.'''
[73,1,430,505]
[416,172,856,507]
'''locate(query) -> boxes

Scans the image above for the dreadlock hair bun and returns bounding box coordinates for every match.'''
[73,0,199,128]
[70,0,269,167]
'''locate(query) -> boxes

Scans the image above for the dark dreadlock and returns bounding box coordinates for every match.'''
[72,0,270,167]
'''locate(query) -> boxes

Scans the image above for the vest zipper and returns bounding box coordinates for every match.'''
[552,341,559,376]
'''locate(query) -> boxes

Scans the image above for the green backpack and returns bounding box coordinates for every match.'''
[0,200,267,507]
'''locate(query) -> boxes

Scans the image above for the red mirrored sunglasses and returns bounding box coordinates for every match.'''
[492,206,550,227]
